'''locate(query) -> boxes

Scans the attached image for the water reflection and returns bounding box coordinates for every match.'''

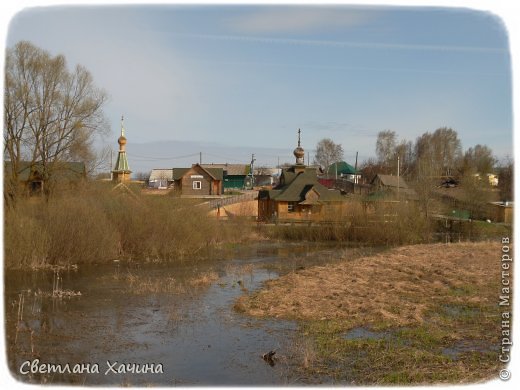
[5,242,362,385]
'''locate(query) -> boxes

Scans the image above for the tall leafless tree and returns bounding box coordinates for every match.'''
[313,138,344,176]
[375,130,397,167]
[4,41,108,201]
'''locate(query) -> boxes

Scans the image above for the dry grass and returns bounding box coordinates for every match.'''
[240,242,501,326]
[4,182,255,270]
[238,241,508,384]
[122,270,220,295]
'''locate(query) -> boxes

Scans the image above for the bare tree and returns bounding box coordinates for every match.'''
[4,41,108,200]
[414,127,461,177]
[393,139,413,176]
[461,144,496,175]
[376,130,397,167]
[313,138,344,175]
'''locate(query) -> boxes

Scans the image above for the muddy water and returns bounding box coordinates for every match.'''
[5,243,360,385]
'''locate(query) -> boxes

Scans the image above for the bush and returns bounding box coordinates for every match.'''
[4,183,253,270]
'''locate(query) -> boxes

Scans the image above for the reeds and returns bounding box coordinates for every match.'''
[4,182,253,270]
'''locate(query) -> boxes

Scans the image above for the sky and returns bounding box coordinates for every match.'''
[3,1,515,173]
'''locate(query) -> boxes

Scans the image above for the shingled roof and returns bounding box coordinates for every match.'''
[200,163,248,176]
[4,161,86,182]
[268,167,344,203]
[371,174,409,188]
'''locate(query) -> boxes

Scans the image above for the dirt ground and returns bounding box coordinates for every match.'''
[239,241,503,328]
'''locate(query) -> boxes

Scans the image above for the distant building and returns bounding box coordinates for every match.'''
[369,174,417,200]
[258,129,347,222]
[486,173,499,187]
[148,169,174,189]
[487,201,513,224]
[4,161,86,195]
[112,116,132,183]
[169,164,223,196]
[200,163,249,190]
[326,161,361,183]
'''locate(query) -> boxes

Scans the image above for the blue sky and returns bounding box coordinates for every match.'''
[5,4,513,171]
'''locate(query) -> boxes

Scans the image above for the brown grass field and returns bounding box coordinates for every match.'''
[237,241,510,384]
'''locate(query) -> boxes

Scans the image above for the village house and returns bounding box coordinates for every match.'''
[149,163,256,191]
[326,161,361,183]
[200,163,249,190]
[487,201,513,224]
[148,169,174,189]
[370,174,417,199]
[258,130,347,223]
[362,174,418,218]
[168,164,223,196]
[4,161,86,195]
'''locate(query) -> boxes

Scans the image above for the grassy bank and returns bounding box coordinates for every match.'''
[236,242,507,384]
[4,183,255,270]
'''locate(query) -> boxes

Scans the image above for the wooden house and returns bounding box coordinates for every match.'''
[200,163,249,190]
[487,201,513,224]
[170,164,223,196]
[258,130,347,222]
[4,161,86,195]
[370,174,417,199]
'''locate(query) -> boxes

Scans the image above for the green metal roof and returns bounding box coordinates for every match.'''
[327,161,358,176]
[113,151,131,173]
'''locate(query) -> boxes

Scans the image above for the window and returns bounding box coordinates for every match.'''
[288,202,296,213]
[193,181,202,190]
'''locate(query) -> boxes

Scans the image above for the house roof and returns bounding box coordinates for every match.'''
[4,161,86,182]
[149,169,174,181]
[327,161,358,176]
[270,168,344,202]
[197,165,223,180]
[169,165,223,181]
[200,163,249,176]
[171,168,190,180]
[371,174,409,188]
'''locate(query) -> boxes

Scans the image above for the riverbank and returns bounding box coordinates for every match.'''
[236,241,507,384]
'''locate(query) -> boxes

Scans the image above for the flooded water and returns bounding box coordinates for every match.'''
[5,242,360,385]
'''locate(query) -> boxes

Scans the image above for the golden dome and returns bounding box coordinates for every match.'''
[293,146,305,159]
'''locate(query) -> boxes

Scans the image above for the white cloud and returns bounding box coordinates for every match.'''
[229,7,376,34]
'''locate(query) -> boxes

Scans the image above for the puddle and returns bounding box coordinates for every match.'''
[5,242,366,385]
[442,304,480,317]
[342,327,391,341]
[441,340,498,359]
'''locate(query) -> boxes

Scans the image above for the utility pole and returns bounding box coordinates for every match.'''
[199,152,202,165]
[250,153,256,189]
[397,155,400,201]
[355,151,359,184]
[110,149,113,181]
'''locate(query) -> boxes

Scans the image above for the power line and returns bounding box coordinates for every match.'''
[126,152,200,161]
